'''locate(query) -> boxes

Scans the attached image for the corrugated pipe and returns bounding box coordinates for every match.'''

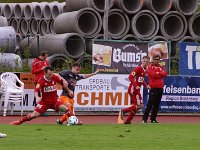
[39,19,49,36]
[172,0,198,15]
[54,8,102,38]
[0,16,8,27]
[188,12,200,40]
[113,0,143,15]
[131,10,159,40]
[9,17,19,32]
[24,2,38,20]
[65,0,114,13]
[29,17,39,35]
[143,0,172,15]
[160,11,187,41]
[19,17,29,36]
[27,33,85,58]
[0,26,16,53]
[106,9,130,39]
[121,34,140,41]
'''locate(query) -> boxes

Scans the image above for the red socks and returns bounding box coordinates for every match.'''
[19,113,32,124]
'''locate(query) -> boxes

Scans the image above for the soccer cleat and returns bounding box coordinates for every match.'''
[150,120,158,123]
[0,133,7,138]
[56,119,63,125]
[9,120,21,125]
[142,120,148,124]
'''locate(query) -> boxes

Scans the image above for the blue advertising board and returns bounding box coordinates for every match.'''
[179,42,200,76]
[143,76,200,113]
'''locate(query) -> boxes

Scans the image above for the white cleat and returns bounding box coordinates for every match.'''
[0,133,7,138]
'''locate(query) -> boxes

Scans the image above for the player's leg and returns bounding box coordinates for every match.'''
[124,94,139,124]
[56,96,71,124]
[10,101,47,125]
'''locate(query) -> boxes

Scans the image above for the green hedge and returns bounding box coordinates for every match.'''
[1,0,64,2]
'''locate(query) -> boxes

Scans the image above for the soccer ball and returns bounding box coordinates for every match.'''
[68,116,78,125]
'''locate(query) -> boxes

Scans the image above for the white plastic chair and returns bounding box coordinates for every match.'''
[0,72,24,116]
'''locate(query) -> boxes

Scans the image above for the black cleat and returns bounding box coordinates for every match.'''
[56,119,63,125]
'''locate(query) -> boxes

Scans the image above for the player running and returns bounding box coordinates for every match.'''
[56,63,99,125]
[118,56,150,124]
[10,66,73,125]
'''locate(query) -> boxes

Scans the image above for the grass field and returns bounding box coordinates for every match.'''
[0,124,200,150]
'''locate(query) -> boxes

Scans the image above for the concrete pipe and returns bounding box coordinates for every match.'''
[60,2,67,13]
[9,17,19,32]
[48,19,55,34]
[29,17,39,35]
[160,11,187,41]
[131,10,159,40]
[16,33,24,51]
[0,53,22,70]
[19,17,29,36]
[106,9,130,39]
[121,34,140,41]
[180,36,197,42]
[24,2,38,20]
[114,0,143,15]
[151,35,168,41]
[0,16,8,27]
[51,2,62,19]
[47,53,71,70]
[188,13,200,40]
[34,2,48,20]
[77,55,92,72]
[2,3,16,19]
[43,3,52,20]
[143,0,172,15]
[18,36,34,57]
[39,19,49,36]
[65,0,114,13]
[0,26,16,53]
[29,33,85,58]
[54,8,102,38]
[14,3,27,19]
[172,0,198,15]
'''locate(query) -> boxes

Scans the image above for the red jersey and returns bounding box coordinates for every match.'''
[35,75,63,104]
[147,63,167,88]
[32,57,49,83]
[128,65,147,94]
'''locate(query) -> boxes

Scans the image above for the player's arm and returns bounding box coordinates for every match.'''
[31,61,44,74]
[82,70,99,79]
[128,68,138,88]
[157,66,168,77]
[147,66,162,78]
[34,82,42,103]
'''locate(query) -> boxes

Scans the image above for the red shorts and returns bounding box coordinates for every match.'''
[130,93,143,105]
[34,100,63,114]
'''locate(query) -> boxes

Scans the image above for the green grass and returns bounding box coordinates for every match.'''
[0,124,200,150]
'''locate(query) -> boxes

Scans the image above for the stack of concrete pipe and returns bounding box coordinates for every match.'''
[1,0,200,60]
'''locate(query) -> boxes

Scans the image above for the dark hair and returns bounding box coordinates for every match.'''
[44,66,53,73]
[142,56,150,60]
[40,51,48,57]
[153,55,161,59]
[72,63,81,68]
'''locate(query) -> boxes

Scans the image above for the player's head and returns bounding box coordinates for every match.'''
[141,56,150,68]
[39,51,48,60]
[44,66,53,79]
[152,55,161,64]
[71,63,81,74]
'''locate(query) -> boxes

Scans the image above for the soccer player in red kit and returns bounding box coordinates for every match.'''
[118,56,150,124]
[10,66,72,125]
